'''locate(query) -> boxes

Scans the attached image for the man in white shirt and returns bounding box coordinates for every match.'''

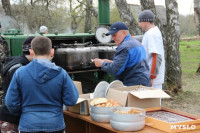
[138,10,165,89]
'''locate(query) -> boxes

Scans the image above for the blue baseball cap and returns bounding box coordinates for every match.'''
[106,22,128,35]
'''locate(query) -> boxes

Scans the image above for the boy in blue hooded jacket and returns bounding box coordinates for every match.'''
[5,36,79,133]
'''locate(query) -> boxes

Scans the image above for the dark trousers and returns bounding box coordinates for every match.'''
[20,129,65,133]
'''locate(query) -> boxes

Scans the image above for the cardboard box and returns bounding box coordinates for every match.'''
[106,85,170,108]
[145,107,200,133]
[73,81,83,94]
[68,93,93,115]
[63,81,83,113]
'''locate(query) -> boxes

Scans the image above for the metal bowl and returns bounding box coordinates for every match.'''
[110,107,146,122]
[90,105,121,123]
[110,107,146,131]
[90,112,110,123]
[90,105,120,115]
[110,120,145,131]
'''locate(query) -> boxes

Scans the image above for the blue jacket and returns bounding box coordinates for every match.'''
[102,35,151,86]
[5,59,79,132]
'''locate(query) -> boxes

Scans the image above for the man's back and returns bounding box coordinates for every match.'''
[6,59,78,132]
[5,36,79,132]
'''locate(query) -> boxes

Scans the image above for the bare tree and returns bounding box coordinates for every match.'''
[1,0,21,31]
[11,0,70,33]
[193,0,200,73]
[75,0,98,33]
[1,0,12,16]
[69,0,85,33]
[194,0,200,36]
[165,0,182,93]
[114,0,141,35]
[84,0,93,33]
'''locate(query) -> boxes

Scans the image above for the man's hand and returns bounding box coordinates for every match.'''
[93,58,104,67]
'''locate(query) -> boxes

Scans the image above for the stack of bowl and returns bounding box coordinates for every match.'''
[110,107,146,131]
[90,105,120,123]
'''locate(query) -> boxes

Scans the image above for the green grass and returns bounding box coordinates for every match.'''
[163,40,200,115]
[179,40,200,91]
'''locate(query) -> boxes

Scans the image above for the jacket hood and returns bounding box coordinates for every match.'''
[3,55,29,76]
[27,59,62,83]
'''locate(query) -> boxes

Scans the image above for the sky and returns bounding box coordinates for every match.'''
[127,0,194,16]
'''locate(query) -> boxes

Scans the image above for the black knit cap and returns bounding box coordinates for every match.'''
[138,10,155,22]
[22,36,34,55]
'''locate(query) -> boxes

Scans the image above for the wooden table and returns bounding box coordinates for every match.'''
[63,111,200,133]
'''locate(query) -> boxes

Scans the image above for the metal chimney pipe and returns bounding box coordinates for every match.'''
[98,0,110,26]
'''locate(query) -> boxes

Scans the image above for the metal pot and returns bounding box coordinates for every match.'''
[110,107,146,122]
[90,105,121,123]
[90,112,110,123]
[54,47,98,70]
[110,107,146,131]
[110,120,145,131]
[90,105,120,115]
[98,46,116,60]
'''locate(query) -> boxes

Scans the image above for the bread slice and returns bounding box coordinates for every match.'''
[90,98,108,106]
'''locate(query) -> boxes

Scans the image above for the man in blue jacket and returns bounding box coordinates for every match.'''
[93,22,151,86]
[5,36,79,133]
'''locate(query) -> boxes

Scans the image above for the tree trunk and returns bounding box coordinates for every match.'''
[114,0,141,35]
[84,0,93,33]
[194,0,200,73]
[196,63,200,73]
[194,0,200,36]
[165,0,182,93]
[1,0,12,16]
[69,0,85,33]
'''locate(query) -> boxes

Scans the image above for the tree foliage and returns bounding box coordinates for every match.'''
[84,0,93,33]
[10,0,70,33]
[180,15,197,37]
[1,0,12,16]
[4,0,99,34]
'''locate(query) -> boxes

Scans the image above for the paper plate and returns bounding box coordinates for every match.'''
[93,81,109,98]
[105,80,124,96]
